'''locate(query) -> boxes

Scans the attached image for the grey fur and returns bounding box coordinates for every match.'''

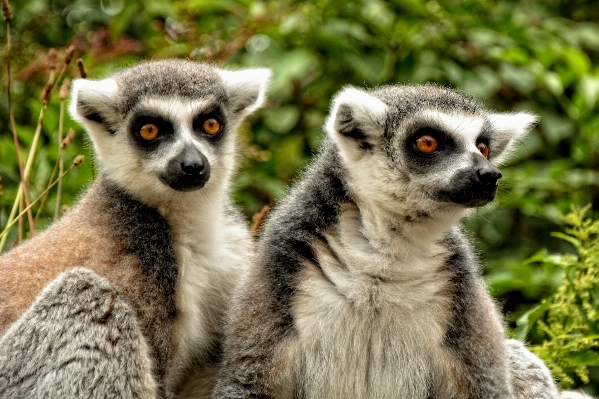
[212,84,555,399]
[505,339,559,399]
[0,268,156,399]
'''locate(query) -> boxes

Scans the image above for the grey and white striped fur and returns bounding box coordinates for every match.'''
[212,84,570,399]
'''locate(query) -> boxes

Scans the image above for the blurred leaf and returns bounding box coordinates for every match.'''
[568,351,599,367]
[515,298,552,340]
[263,106,300,134]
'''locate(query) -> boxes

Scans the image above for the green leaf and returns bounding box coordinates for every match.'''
[263,106,300,135]
[551,232,581,249]
[567,351,599,367]
[515,298,553,340]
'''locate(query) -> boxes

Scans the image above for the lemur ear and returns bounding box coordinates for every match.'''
[487,112,539,162]
[325,87,388,157]
[69,78,121,134]
[217,68,272,115]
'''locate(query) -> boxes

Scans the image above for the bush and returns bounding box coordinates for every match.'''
[515,206,599,390]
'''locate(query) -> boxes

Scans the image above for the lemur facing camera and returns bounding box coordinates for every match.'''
[212,84,561,399]
[0,60,270,398]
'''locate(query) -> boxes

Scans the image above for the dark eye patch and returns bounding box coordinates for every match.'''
[475,129,493,159]
[407,127,455,157]
[129,113,174,151]
[401,125,459,174]
[192,104,227,144]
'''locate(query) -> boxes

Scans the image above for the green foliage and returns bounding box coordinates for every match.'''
[515,206,599,389]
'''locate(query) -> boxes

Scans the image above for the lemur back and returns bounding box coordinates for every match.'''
[0,60,270,398]
[212,84,548,399]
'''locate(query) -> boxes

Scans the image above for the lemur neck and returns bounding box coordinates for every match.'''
[100,173,228,244]
[355,196,467,254]
[156,186,228,244]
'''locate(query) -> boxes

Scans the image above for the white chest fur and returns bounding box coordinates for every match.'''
[160,201,252,391]
[292,205,454,399]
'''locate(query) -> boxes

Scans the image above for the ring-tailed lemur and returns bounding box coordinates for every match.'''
[212,84,565,399]
[0,60,270,398]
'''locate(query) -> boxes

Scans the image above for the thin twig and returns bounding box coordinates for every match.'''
[0,50,57,252]
[50,46,75,95]
[251,205,270,238]
[18,194,23,242]
[54,79,70,220]
[0,156,84,240]
[5,10,34,234]
[34,132,61,224]
[34,131,77,224]
[2,0,12,22]
[77,58,87,78]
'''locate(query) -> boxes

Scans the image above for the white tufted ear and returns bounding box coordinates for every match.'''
[217,68,272,115]
[69,78,121,134]
[325,87,388,159]
[487,112,539,162]
[488,112,538,139]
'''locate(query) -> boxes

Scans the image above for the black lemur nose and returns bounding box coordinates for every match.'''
[182,161,205,175]
[180,146,208,176]
[477,168,502,187]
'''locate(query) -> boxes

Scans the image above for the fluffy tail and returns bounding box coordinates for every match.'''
[0,268,157,399]
[505,339,596,399]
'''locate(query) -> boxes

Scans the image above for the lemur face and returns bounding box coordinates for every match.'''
[123,96,226,192]
[326,85,537,212]
[69,60,270,205]
[399,111,502,207]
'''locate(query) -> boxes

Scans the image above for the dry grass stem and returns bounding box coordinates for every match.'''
[48,48,57,71]
[77,58,87,78]
[2,0,12,22]
[51,46,76,94]
[61,129,75,149]
[41,82,52,104]
[59,78,71,100]
[18,195,23,242]
[65,45,75,65]
[251,205,270,238]
[73,155,84,166]
[0,80,54,251]
[0,156,84,240]
[54,92,68,220]
[3,6,34,242]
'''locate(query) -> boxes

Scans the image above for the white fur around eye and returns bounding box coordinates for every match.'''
[419,111,485,146]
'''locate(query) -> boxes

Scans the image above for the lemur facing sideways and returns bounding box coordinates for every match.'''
[212,84,573,399]
[0,60,270,398]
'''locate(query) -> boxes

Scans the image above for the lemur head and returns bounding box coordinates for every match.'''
[326,84,537,217]
[69,60,270,207]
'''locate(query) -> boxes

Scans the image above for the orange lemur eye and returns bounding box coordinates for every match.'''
[203,118,221,135]
[477,142,489,158]
[140,123,159,141]
[416,135,438,154]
